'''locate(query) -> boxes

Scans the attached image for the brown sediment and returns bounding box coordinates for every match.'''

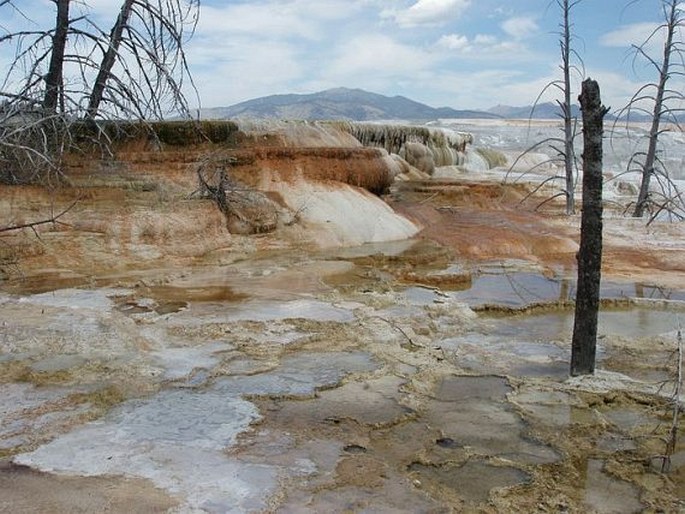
[392,181,579,266]
[392,179,685,293]
[2,121,685,512]
[4,125,685,290]
[0,461,179,513]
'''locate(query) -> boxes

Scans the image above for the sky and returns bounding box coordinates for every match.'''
[0,0,676,111]
[185,0,672,110]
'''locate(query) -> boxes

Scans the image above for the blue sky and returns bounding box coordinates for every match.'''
[185,0,669,110]
[0,0,674,110]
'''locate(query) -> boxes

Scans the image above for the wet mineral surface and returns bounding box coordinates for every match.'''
[1,140,684,512]
[1,241,683,513]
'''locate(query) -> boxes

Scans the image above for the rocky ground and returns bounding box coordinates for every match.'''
[0,128,684,513]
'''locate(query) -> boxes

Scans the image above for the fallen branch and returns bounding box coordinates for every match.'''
[0,198,77,233]
[375,316,417,348]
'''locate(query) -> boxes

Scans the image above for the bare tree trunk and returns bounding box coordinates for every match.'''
[3,0,199,121]
[42,0,70,112]
[85,0,134,120]
[633,0,676,218]
[562,0,575,215]
[571,78,607,376]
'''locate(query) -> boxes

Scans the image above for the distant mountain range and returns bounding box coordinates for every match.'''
[486,103,582,120]
[488,103,656,122]
[200,87,501,121]
[199,87,645,122]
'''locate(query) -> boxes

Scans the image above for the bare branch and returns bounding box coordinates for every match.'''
[632,0,681,218]
[507,0,581,214]
[0,198,78,233]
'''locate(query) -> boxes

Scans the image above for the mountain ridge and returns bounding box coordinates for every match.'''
[199,87,502,121]
[486,102,582,119]
[198,87,646,122]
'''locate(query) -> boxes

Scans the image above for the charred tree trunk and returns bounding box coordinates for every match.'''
[571,79,607,376]
[42,0,70,112]
[85,0,134,120]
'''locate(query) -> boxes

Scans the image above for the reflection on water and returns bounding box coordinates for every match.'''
[451,272,565,306]
[488,308,681,339]
[445,268,685,308]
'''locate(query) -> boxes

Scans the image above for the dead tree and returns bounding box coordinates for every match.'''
[1,0,200,122]
[504,0,583,214]
[0,0,201,259]
[0,0,201,187]
[195,155,279,235]
[559,0,580,215]
[571,78,608,376]
[42,0,70,112]
[85,0,134,120]
[619,0,684,218]
[84,0,200,120]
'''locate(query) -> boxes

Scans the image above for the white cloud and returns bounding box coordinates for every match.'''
[198,3,318,40]
[599,22,660,48]
[407,68,537,110]
[437,34,470,51]
[327,34,437,77]
[435,32,529,59]
[82,0,127,22]
[183,0,370,106]
[384,0,471,28]
[189,37,305,107]
[415,61,648,112]
[501,16,539,40]
[487,67,644,112]
[582,69,651,111]
[474,34,498,46]
[0,0,661,113]
[599,21,684,71]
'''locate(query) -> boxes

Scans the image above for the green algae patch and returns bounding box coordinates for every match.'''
[68,385,126,413]
[151,120,241,146]
[67,120,241,148]
[0,361,73,386]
